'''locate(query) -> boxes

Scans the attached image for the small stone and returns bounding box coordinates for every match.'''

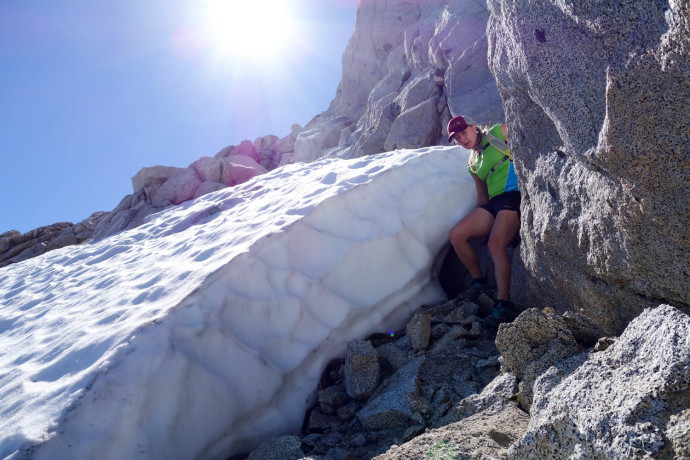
[443,302,479,324]
[376,342,409,376]
[403,425,426,441]
[593,336,616,352]
[337,401,359,422]
[407,312,431,351]
[475,294,495,316]
[319,385,349,411]
[307,409,343,434]
[343,339,380,401]
[431,323,450,340]
[469,321,483,337]
[247,435,304,460]
[460,315,482,325]
[350,433,366,447]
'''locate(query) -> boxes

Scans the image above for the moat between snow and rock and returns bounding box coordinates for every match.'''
[243,300,690,460]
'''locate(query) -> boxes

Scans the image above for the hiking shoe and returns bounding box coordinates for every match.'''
[483,300,520,329]
[456,281,491,302]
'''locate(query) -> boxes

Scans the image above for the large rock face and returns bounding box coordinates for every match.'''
[487,0,690,332]
[510,305,690,459]
[295,0,504,161]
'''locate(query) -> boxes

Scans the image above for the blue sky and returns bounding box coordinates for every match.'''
[0,0,358,234]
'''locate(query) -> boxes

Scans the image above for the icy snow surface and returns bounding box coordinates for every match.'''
[0,146,475,459]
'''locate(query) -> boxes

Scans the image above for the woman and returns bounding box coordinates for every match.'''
[446,115,521,328]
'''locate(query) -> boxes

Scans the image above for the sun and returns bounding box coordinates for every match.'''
[201,0,295,63]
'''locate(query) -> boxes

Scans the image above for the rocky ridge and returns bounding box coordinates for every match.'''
[0,213,107,267]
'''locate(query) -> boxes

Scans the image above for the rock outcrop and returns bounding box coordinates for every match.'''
[296,0,504,161]
[91,146,272,240]
[510,304,690,459]
[487,0,690,332]
[0,212,107,267]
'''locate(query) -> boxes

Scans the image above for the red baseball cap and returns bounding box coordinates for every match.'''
[446,115,476,142]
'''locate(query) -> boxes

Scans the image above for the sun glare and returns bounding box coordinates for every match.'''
[202,0,295,63]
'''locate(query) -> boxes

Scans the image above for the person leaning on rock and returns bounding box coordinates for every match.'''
[446,115,521,328]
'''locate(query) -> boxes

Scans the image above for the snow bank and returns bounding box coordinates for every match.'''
[0,146,475,459]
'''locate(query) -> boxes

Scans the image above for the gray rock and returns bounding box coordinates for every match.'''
[561,310,607,348]
[442,302,479,324]
[375,342,409,374]
[247,435,305,460]
[510,305,690,460]
[306,409,343,434]
[343,339,379,401]
[468,321,483,337]
[495,308,582,410]
[488,0,690,333]
[430,325,468,355]
[474,294,495,316]
[357,356,425,430]
[430,323,450,341]
[438,372,518,426]
[406,312,431,351]
[373,403,529,460]
[0,222,76,267]
[318,385,349,414]
[298,0,503,161]
[45,229,78,251]
[593,336,616,353]
[336,401,358,422]
[384,99,439,152]
[91,190,152,240]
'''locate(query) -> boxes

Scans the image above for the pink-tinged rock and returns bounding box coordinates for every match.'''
[190,157,223,183]
[235,139,259,162]
[220,155,267,186]
[131,166,181,194]
[151,167,202,207]
[193,181,226,199]
[214,146,235,159]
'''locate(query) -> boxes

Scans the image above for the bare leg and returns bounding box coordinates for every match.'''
[487,210,521,300]
[448,207,494,279]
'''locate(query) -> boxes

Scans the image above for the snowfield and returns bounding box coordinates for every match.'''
[0,146,475,459]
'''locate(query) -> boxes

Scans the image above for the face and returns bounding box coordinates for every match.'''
[452,125,478,150]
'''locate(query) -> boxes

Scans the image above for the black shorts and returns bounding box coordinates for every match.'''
[479,191,521,218]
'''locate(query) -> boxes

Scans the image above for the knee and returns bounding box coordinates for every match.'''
[487,236,507,257]
[448,225,468,245]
